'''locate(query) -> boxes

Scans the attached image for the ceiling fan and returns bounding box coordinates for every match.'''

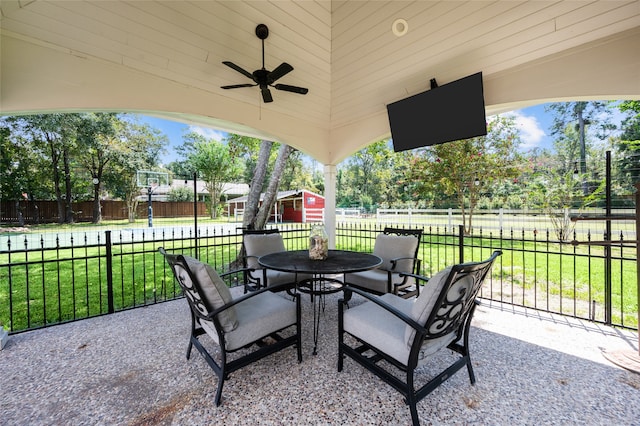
[221,24,309,103]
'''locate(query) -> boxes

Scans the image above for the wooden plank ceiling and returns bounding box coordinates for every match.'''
[1,1,639,163]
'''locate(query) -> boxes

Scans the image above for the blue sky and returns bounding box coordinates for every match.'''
[138,102,619,165]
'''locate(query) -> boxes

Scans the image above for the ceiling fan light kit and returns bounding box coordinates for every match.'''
[221,24,309,103]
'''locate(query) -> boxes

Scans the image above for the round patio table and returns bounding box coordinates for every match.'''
[259,249,381,354]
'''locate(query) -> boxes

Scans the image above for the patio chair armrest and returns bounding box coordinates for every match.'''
[340,285,427,336]
[207,281,299,320]
[220,267,262,291]
[397,271,431,284]
[219,267,256,278]
[389,256,419,270]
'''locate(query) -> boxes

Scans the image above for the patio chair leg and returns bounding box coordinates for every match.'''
[465,355,476,384]
[214,375,225,406]
[406,371,420,426]
[186,340,193,360]
[296,294,303,363]
[408,399,420,426]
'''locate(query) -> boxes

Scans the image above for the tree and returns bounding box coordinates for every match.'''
[409,115,522,234]
[239,139,297,231]
[280,150,317,192]
[524,154,582,241]
[614,101,640,191]
[182,132,242,218]
[4,114,81,223]
[74,113,121,223]
[166,186,194,202]
[254,144,293,229]
[104,118,167,222]
[243,140,272,228]
[337,141,394,210]
[546,102,613,196]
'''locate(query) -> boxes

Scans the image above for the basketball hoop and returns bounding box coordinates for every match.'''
[147,178,159,194]
[136,171,169,228]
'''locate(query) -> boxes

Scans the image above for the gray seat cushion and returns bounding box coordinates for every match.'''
[345,234,419,293]
[345,269,390,294]
[343,293,412,364]
[344,269,458,366]
[183,256,238,332]
[201,288,297,351]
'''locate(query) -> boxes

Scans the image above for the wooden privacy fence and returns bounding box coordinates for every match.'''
[0,200,207,224]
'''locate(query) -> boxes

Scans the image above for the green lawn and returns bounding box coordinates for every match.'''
[1,222,636,332]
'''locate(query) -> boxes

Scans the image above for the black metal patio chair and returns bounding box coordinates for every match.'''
[338,250,501,426]
[242,228,310,290]
[344,227,423,298]
[159,247,302,406]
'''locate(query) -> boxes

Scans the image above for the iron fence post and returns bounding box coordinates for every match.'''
[459,224,464,263]
[105,230,114,314]
[605,151,612,325]
[193,172,198,259]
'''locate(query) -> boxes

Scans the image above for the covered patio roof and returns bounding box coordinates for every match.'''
[1,1,639,165]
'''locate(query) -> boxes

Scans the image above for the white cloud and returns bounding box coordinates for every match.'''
[188,125,226,141]
[506,111,546,150]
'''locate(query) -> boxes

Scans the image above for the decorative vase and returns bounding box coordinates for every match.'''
[309,224,329,260]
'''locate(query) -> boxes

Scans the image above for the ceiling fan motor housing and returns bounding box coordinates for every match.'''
[256,24,269,40]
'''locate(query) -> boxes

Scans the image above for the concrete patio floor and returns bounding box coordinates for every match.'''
[2,292,640,425]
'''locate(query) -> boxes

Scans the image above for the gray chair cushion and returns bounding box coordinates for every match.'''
[183,256,238,332]
[372,234,419,272]
[405,267,451,346]
[244,233,310,286]
[201,289,297,351]
[343,293,412,364]
[344,292,456,366]
[244,234,286,269]
[344,293,456,365]
[345,269,390,294]
[345,234,419,293]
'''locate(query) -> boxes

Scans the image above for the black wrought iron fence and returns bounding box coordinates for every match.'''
[0,222,636,333]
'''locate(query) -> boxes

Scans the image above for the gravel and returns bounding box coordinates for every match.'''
[2,292,640,425]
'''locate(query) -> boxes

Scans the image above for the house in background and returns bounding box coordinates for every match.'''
[140,180,249,202]
[227,189,325,223]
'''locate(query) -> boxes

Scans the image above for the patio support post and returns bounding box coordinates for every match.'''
[324,164,337,249]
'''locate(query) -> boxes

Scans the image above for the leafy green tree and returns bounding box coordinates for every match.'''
[614,101,640,191]
[523,153,581,241]
[74,113,122,223]
[280,150,317,192]
[337,140,394,211]
[103,118,166,222]
[385,150,416,208]
[4,114,82,223]
[0,122,46,202]
[181,132,243,218]
[167,186,194,202]
[409,115,522,234]
[546,102,613,196]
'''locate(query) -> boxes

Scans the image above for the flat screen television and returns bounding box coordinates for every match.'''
[387,72,487,152]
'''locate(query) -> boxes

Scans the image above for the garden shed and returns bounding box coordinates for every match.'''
[227,189,324,223]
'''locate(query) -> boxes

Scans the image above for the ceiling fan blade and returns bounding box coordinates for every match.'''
[268,62,293,83]
[221,83,257,89]
[274,84,309,95]
[222,61,255,81]
[261,87,273,103]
